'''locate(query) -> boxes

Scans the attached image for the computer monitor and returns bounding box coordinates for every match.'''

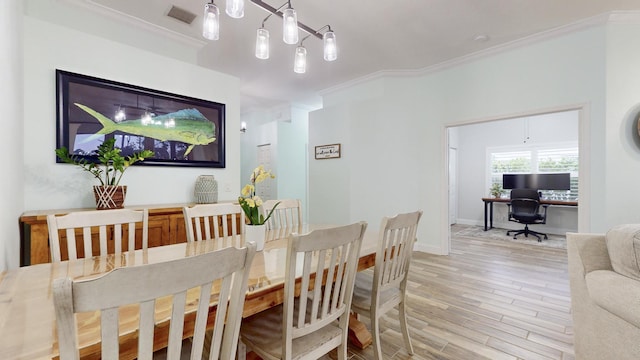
[502,173,570,191]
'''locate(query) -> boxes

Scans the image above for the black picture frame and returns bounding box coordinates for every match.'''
[56,69,225,168]
[315,144,341,159]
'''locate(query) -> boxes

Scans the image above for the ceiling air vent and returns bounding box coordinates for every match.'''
[167,5,197,25]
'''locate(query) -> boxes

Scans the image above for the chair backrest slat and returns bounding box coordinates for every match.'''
[262,199,302,231]
[374,211,423,296]
[47,209,149,262]
[183,204,246,248]
[138,300,155,359]
[101,308,119,359]
[53,243,257,360]
[283,222,367,350]
[167,290,187,359]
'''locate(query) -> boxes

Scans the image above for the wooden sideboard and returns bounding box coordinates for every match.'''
[19,203,215,266]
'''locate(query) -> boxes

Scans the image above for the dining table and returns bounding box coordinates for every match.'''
[0,224,378,360]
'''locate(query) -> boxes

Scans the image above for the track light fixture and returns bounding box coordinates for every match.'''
[203,0,337,73]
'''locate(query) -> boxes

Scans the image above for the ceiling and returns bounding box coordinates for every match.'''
[81,0,640,111]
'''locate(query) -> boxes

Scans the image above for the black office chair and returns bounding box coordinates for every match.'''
[506,188,549,242]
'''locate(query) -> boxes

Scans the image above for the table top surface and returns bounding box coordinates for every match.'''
[481,197,578,206]
[0,224,379,360]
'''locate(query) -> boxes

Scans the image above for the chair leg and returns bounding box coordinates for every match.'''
[337,343,348,360]
[371,311,383,360]
[508,225,548,242]
[236,340,246,360]
[398,299,413,355]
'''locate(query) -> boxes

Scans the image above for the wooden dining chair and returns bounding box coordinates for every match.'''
[47,208,149,262]
[350,210,423,360]
[261,199,302,230]
[183,203,246,247]
[52,242,257,360]
[239,221,367,360]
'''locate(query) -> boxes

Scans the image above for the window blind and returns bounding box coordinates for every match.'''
[489,145,578,200]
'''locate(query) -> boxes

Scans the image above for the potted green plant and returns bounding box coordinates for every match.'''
[238,165,280,250]
[490,183,504,198]
[55,138,154,210]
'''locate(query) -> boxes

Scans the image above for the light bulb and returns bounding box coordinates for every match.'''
[294,46,307,74]
[282,8,298,44]
[255,28,270,59]
[226,0,244,18]
[323,31,337,61]
[202,3,220,40]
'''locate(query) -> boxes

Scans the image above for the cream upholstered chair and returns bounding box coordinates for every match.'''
[183,203,246,247]
[47,208,149,262]
[53,242,257,360]
[239,222,367,360]
[350,210,423,359]
[262,199,302,230]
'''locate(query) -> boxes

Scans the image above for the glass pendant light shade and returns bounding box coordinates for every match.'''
[255,28,270,59]
[293,46,307,73]
[282,8,298,44]
[323,30,337,61]
[226,0,244,18]
[202,3,220,40]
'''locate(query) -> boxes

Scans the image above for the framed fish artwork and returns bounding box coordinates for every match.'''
[55,69,225,168]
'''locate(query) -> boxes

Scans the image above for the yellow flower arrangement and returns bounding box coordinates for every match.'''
[238,165,280,225]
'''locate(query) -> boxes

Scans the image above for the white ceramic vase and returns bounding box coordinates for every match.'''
[244,224,266,251]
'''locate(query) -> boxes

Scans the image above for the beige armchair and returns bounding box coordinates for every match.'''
[567,225,640,360]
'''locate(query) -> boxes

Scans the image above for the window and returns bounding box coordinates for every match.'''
[489,144,578,200]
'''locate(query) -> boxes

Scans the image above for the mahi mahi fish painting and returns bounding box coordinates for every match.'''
[74,103,216,157]
[56,69,226,168]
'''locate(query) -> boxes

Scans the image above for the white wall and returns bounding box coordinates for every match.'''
[276,106,309,220]
[309,104,353,225]
[605,20,640,226]
[455,111,579,234]
[311,24,608,254]
[310,87,427,238]
[0,0,24,270]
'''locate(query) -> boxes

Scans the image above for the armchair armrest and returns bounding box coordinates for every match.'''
[567,233,613,275]
[539,204,549,224]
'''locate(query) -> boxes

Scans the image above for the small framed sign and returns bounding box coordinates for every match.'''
[315,144,341,159]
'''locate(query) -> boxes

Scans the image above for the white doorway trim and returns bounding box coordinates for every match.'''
[441,103,590,254]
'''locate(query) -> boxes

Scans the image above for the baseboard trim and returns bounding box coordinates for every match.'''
[414,242,447,255]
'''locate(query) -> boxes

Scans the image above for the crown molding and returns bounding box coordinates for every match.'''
[607,10,640,24]
[320,10,640,98]
[57,0,207,48]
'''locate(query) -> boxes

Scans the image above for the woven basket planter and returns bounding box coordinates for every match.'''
[93,185,127,210]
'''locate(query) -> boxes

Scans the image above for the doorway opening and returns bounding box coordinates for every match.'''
[445,106,588,253]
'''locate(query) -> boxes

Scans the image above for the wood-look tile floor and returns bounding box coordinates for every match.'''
[325,226,574,360]
[199,226,572,360]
